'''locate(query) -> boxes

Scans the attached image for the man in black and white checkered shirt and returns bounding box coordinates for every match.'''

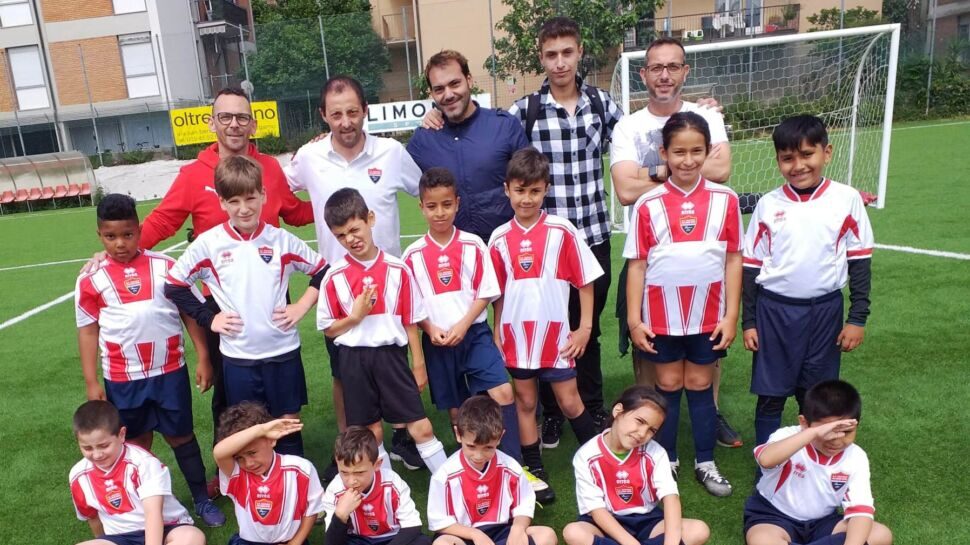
[505,17,623,443]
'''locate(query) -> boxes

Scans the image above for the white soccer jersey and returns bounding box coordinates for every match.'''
[76,251,201,382]
[489,213,604,370]
[403,229,500,331]
[573,432,679,516]
[285,133,421,265]
[167,221,326,360]
[322,468,422,539]
[622,178,742,336]
[754,426,875,522]
[427,449,535,531]
[743,179,874,298]
[610,102,729,168]
[220,453,325,544]
[69,444,194,535]
[317,250,427,347]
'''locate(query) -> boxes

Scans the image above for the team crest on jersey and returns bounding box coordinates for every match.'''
[255,498,273,518]
[123,267,142,295]
[518,239,534,271]
[437,255,454,285]
[679,202,697,234]
[615,470,634,502]
[830,471,849,491]
[106,489,123,509]
[475,485,491,515]
[258,246,274,264]
[368,168,382,183]
[362,503,380,531]
[362,276,378,305]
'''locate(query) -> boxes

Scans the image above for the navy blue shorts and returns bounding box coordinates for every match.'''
[340,344,428,426]
[343,533,431,545]
[507,367,577,382]
[750,289,844,397]
[578,511,664,541]
[637,333,726,365]
[443,524,535,545]
[223,348,308,417]
[423,322,509,410]
[99,524,193,545]
[104,366,194,437]
[325,336,342,379]
[743,493,841,542]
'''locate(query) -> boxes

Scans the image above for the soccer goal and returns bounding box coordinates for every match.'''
[609,23,900,228]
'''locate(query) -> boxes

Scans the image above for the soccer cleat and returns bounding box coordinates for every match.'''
[195,499,226,527]
[390,433,426,471]
[715,412,743,448]
[206,475,221,500]
[321,459,339,488]
[695,461,733,497]
[591,409,610,432]
[540,415,563,449]
[524,466,556,504]
[670,459,680,481]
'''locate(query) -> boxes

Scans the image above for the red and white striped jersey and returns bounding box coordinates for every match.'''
[754,426,875,522]
[322,468,422,539]
[743,179,874,298]
[402,229,500,331]
[488,213,604,369]
[69,444,194,535]
[573,432,678,516]
[220,453,325,544]
[75,251,200,382]
[622,179,742,336]
[167,221,326,360]
[317,250,427,347]
[427,450,535,531]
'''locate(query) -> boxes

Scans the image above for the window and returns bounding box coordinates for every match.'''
[7,46,49,110]
[119,33,159,98]
[959,15,970,41]
[112,0,146,14]
[0,0,32,27]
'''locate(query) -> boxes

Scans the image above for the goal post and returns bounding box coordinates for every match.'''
[610,23,900,229]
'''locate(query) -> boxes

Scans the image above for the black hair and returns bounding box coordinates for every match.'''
[538,17,581,49]
[419,167,457,199]
[802,380,862,423]
[97,193,138,224]
[505,147,549,187]
[772,114,829,152]
[662,111,711,150]
[608,385,667,426]
[645,37,686,62]
[324,187,370,229]
[320,75,367,113]
[73,400,122,436]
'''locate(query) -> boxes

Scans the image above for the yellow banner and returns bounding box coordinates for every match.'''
[169,101,280,146]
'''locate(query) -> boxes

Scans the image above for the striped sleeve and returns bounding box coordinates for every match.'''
[743,203,771,268]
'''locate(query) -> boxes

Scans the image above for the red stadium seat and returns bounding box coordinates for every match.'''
[14,189,29,202]
[28,187,42,200]
[0,190,13,204]
[53,185,68,198]
[79,182,92,195]
[66,184,80,197]
[41,186,54,199]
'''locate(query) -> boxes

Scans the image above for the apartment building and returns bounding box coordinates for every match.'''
[0,0,253,158]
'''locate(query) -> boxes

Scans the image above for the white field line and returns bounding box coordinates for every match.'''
[874,243,970,261]
[891,120,970,132]
[0,240,187,331]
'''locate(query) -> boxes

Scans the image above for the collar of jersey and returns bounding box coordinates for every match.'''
[93,444,128,476]
[347,249,384,270]
[253,452,281,482]
[805,443,846,466]
[665,176,704,197]
[596,431,638,466]
[223,221,266,241]
[512,211,546,234]
[358,469,382,500]
[425,227,458,250]
[782,178,831,202]
[105,250,144,268]
[458,450,494,480]
[323,132,374,164]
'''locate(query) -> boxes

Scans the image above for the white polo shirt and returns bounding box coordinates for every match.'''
[610,101,729,169]
[284,134,421,265]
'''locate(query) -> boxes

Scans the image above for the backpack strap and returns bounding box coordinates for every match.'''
[585,86,609,144]
[525,92,541,137]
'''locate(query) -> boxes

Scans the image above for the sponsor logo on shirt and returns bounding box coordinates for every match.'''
[255,485,273,518]
[437,255,454,286]
[793,462,808,478]
[368,168,382,183]
[679,202,697,234]
[518,239,534,272]
[830,471,849,492]
[475,484,491,515]
[258,246,274,264]
[774,210,786,224]
[220,251,233,266]
[615,470,634,503]
[123,267,142,295]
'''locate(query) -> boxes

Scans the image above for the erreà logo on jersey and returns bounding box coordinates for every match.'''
[615,470,634,502]
[518,239,534,271]
[255,498,273,518]
[475,485,491,515]
[258,246,274,264]
[362,276,378,305]
[368,168,382,183]
[363,503,379,531]
[437,255,454,286]
[123,267,141,295]
[830,471,849,491]
[679,202,697,234]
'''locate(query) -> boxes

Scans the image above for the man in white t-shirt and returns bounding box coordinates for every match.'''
[284,76,423,475]
[610,37,741,449]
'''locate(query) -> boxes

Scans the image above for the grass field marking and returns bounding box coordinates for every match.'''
[0,248,188,273]
[892,120,970,132]
[874,243,970,261]
[0,240,188,331]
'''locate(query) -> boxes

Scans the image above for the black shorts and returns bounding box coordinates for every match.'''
[325,336,342,379]
[104,366,194,438]
[444,524,535,545]
[99,524,193,545]
[340,344,428,426]
[743,493,841,543]
[637,333,726,365]
[222,348,308,417]
[344,533,432,545]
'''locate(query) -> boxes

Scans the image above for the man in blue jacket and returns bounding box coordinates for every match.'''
[407,50,529,242]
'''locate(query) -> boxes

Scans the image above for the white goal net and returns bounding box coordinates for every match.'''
[609,24,900,227]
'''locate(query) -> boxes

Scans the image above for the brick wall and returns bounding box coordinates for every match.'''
[49,37,127,105]
[0,52,15,112]
[40,0,114,22]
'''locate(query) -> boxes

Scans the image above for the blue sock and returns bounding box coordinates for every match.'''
[806,534,847,545]
[274,431,304,457]
[755,395,786,446]
[499,403,523,463]
[172,436,208,504]
[656,386,682,462]
[686,386,716,463]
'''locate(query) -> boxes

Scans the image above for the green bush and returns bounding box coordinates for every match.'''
[254,135,288,155]
[174,143,209,160]
[894,44,970,121]
[119,150,155,165]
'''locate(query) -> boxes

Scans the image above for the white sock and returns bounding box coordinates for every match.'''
[377,444,393,473]
[415,437,447,474]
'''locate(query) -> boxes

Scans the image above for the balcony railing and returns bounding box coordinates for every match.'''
[381,8,416,44]
[190,0,249,28]
[625,4,800,50]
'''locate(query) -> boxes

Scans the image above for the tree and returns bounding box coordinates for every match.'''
[490,0,662,77]
[807,6,883,31]
[247,0,389,102]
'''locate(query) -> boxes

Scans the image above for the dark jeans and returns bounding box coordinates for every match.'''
[539,237,612,418]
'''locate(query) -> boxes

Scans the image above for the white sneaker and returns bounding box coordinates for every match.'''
[694,460,733,497]
[669,459,680,480]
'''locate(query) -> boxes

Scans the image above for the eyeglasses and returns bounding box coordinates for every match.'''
[214,112,253,126]
[645,62,686,76]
